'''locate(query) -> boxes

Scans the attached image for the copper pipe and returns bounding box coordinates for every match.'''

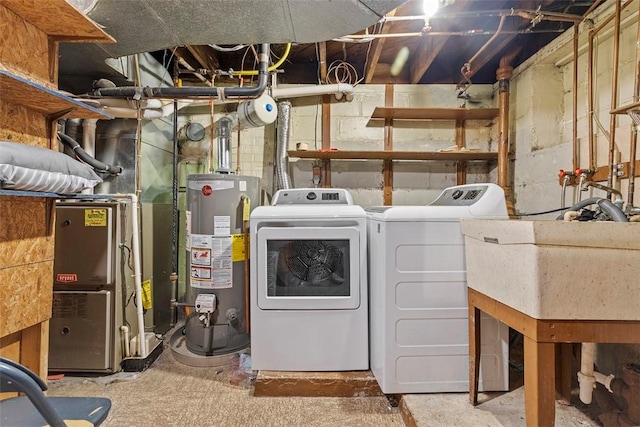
[606,0,622,199]
[572,24,580,172]
[467,15,507,71]
[628,0,640,207]
[588,29,595,171]
[583,0,603,17]
[497,52,517,214]
[591,0,634,36]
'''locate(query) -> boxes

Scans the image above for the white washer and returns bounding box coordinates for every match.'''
[366,183,510,394]
[250,188,368,371]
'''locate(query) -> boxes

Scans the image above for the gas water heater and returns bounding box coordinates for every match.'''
[184,174,260,356]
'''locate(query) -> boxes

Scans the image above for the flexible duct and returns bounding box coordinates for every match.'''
[275,101,292,190]
[91,44,270,99]
[216,117,232,173]
[58,132,123,175]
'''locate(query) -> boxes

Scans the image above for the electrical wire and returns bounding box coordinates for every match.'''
[209,43,247,52]
[516,206,570,216]
[326,60,363,85]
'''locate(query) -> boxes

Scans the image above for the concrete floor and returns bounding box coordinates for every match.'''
[47,342,602,426]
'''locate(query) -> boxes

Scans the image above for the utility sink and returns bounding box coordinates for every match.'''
[460,219,640,321]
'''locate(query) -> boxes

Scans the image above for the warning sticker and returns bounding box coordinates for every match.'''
[232,234,249,262]
[191,266,211,279]
[214,216,231,236]
[211,237,232,288]
[84,209,107,227]
[191,247,211,266]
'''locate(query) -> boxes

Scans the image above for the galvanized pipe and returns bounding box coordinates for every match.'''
[216,117,232,173]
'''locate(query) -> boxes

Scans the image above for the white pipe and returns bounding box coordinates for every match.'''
[594,371,615,393]
[112,194,147,357]
[95,98,162,109]
[81,119,98,195]
[82,119,97,157]
[578,342,597,404]
[100,106,165,119]
[270,83,355,101]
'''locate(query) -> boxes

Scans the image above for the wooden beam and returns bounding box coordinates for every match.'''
[186,45,219,72]
[322,95,331,187]
[410,36,449,84]
[365,10,396,84]
[319,42,327,82]
[456,119,466,185]
[383,84,394,206]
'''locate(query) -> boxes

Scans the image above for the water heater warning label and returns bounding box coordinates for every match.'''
[190,234,232,289]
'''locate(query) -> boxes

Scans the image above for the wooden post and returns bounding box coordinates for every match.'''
[383,84,394,205]
[322,95,331,187]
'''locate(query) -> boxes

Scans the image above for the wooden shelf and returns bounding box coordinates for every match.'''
[288,150,498,161]
[0,0,115,43]
[611,101,640,115]
[0,70,113,119]
[369,107,499,122]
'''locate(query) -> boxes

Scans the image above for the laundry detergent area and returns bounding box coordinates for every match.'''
[2,1,640,426]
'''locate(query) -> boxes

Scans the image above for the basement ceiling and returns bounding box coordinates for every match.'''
[60,0,602,93]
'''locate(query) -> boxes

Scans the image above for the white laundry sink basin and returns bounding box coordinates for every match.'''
[460,219,640,320]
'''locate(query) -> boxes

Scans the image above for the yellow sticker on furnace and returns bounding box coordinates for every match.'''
[84,209,107,227]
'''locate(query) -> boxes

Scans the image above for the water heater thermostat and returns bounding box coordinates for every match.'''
[195,294,216,314]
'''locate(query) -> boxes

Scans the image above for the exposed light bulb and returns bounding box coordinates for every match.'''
[423,0,440,18]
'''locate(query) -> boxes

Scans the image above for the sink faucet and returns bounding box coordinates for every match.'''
[581,181,623,198]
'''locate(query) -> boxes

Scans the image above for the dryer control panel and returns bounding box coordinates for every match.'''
[272,188,353,205]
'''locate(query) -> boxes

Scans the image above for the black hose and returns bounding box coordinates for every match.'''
[556,197,628,222]
[57,132,122,175]
[91,44,270,99]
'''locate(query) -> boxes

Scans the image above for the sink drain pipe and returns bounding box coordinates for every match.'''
[559,198,629,405]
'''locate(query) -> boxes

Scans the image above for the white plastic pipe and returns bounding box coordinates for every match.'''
[100,106,165,119]
[113,194,147,357]
[270,83,354,100]
[578,342,597,404]
[96,98,163,109]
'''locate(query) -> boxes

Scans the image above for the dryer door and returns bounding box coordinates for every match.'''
[256,226,361,310]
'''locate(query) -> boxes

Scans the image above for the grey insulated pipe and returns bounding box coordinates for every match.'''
[275,101,292,190]
[558,197,629,222]
[58,132,122,175]
[91,44,270,99]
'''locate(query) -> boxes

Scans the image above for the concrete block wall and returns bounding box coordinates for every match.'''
[287,83,497,207]
[510,1,638,217]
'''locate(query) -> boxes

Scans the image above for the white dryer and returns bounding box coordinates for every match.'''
[250,188,368,371]
[366,183,510,394]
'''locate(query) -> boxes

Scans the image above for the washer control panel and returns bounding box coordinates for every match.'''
[430,185,489,206]
[272,188,354,205]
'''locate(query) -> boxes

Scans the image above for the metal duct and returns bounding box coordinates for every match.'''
[216,118,233,173]
[67,0,406,57]
[275,101,293,190]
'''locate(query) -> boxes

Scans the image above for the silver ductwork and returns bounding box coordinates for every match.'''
[275,101,293,190]
[216,118,233,173]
